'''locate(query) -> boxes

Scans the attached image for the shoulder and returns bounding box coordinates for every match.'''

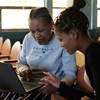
[24,32,33,39]
[23,32,35,42]
[87,41,100,51]
[89,41,100,47]
[22,32,37,46]
[86,41,100,57]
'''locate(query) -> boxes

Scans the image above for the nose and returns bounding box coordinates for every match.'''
[34,32,41,38]
[60,42,63,47]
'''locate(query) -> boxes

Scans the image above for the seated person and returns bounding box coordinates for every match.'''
[0,7,76,100]
[40,0,99,100]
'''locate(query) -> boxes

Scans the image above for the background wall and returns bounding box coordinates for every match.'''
[0,0,99,46]
[0,31,28,46]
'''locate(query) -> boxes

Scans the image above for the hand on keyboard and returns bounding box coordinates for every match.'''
[18,69,34,81]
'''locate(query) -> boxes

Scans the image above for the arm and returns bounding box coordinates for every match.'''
[86,43,100,100]
[38,50,77,94]
[61,50,77,86]
[41,72,94,99]
[59,82,94,99]
[16,34,30,73]
[16,33,33,80]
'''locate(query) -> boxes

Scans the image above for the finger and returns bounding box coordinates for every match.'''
[43,72,53,76]
[38,84,48,93]
[18,72,22,76]
[24,70,32,81]
[21,77,26,81]
[20,72,26,77]
[40,76,49,81]
[19,70,28,77]
[41,76,54,82]
[43,78,55,85]
[26,69,32,76]
[38,80,47,85]
[25,74,30,81]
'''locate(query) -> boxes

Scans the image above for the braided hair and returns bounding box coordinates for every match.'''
[54,0,89,36]
[29,7,53,25]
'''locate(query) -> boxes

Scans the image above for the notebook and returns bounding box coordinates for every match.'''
[0,62,45,94]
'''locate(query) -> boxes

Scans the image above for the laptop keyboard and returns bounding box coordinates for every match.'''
[18,76,43,92]
[21,81,39,90]
[17,69,46,92]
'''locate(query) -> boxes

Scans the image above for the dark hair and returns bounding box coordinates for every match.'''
[54,0,89,35]
[29,7,53,24]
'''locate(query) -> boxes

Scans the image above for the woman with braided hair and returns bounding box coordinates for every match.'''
[40,0,100,100]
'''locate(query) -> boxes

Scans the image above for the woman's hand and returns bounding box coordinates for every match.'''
[38,81,58,94]
[39,72,61,88]
[18,69,34,81]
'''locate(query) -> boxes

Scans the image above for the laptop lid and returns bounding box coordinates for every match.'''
[0,62,26,94]
[0,62,44,94]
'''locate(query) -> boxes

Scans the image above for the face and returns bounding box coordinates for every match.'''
[29,17,53,45]
[54,29,77,54]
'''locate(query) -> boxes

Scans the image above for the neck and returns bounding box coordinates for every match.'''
[78,36,93,54]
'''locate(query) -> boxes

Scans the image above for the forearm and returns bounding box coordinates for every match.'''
[16,63,29,72]
[61,75,76,86]
[91,64,100,100]
[59,82,84,95]
[59,82,94,99]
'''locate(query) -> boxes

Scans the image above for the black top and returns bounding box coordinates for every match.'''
[59,42,100,100]
[59,82,94,100]
[85,41,100,100]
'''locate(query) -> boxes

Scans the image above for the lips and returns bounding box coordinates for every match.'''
[36,39,43,43]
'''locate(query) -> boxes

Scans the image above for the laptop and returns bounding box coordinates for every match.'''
[0,62,45,94]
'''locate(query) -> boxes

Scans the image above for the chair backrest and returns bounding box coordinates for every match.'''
[75,50,85,68]
[97,36,100,41]
[1,39,11,55]
[75,65,94,93]
[10,41,21,59]
[0,37,3,53]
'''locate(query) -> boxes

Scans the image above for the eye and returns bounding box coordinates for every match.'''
[39,30,44,32]
[58,38,62,42]
[38,29,44,32]
[30,30,35,34]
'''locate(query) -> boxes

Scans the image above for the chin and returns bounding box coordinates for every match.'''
[37,42,41,45]
[38,42,46,45]
[66,50,74,55]
[69,52,74,55]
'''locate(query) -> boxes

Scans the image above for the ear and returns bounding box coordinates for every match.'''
[51,22,54,30]
[70,29,79,40]
[49,21,54,30]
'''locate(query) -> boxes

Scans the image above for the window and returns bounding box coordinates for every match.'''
[0,0,44,6]
[0,0,73,31]
[2,9,30,29]
[97,0,100,27]
[0,0,44,31]
[52,0,73,20]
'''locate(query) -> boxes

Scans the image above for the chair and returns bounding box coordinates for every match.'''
[3,41,21,67]
[0,37,3,54]
[75,50,85,68]
[0,39,11,60]
[97,36,100,41]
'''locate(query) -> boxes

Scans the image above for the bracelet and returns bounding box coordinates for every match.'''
[94,91,96,96]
